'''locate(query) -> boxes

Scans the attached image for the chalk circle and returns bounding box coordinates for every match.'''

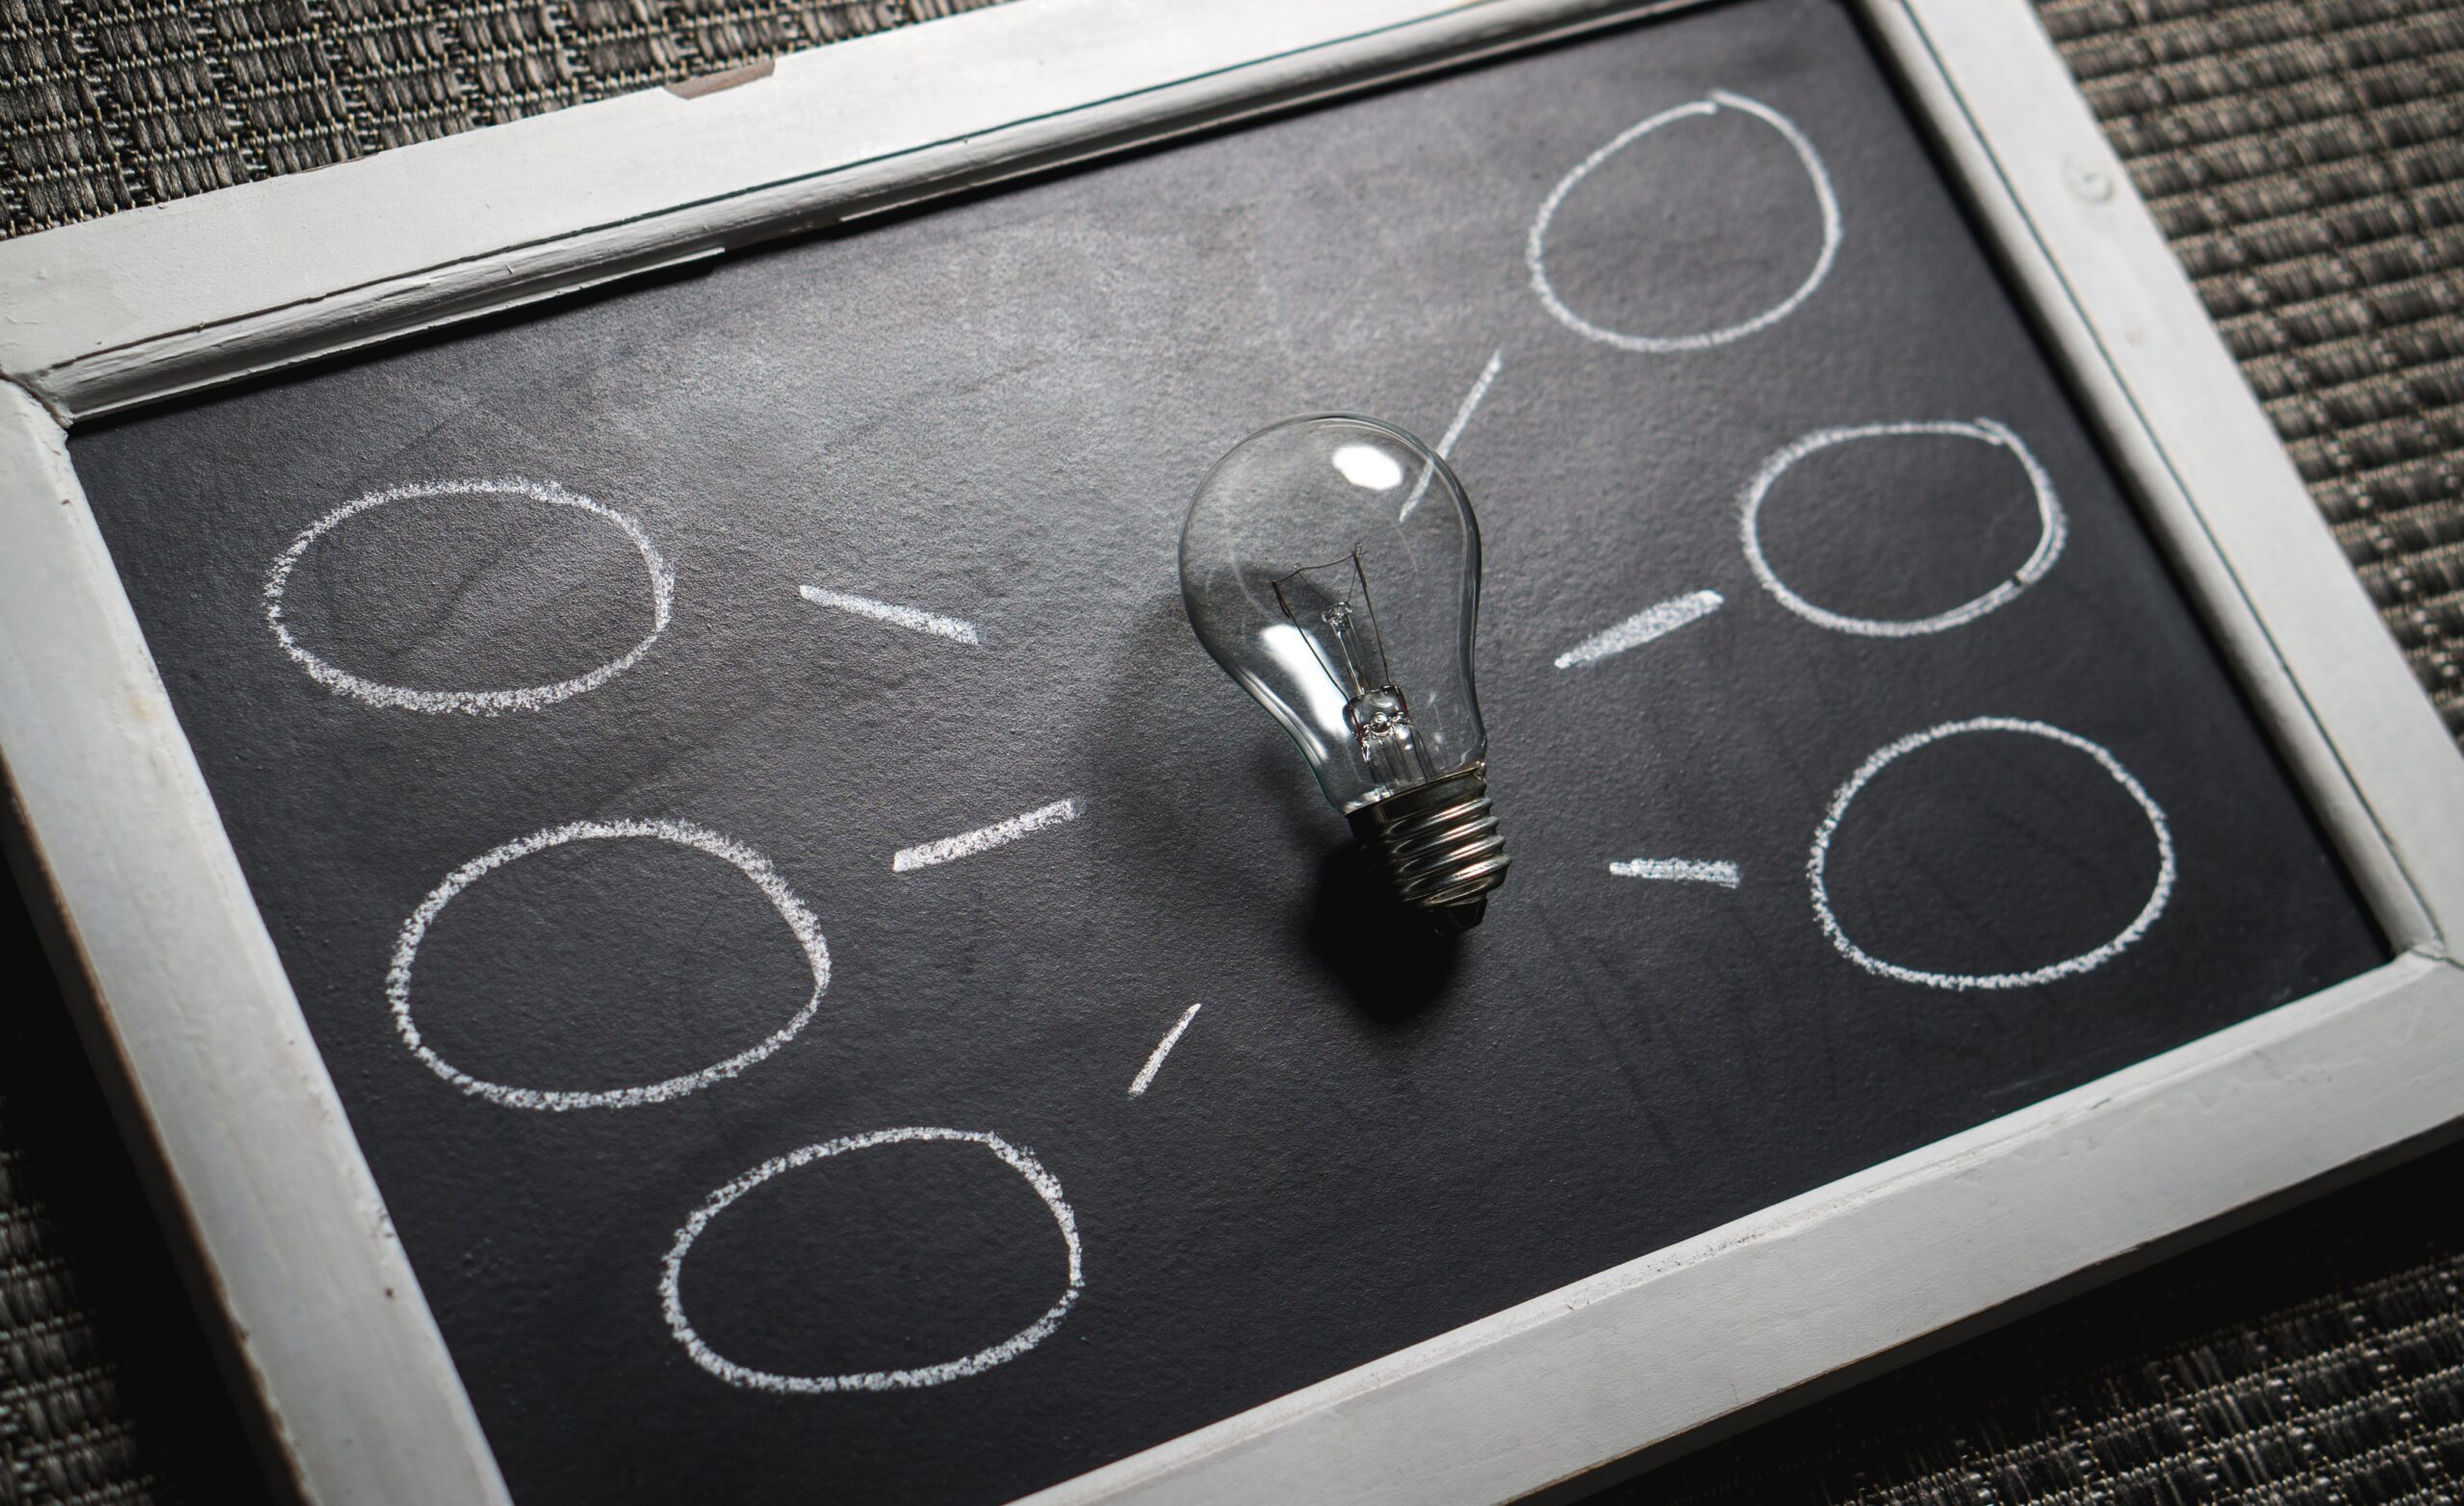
[387,818,829,1110]
[1740,420,2066,637]
[264,477,675,714]
[660,1128,1084,1393]
[1809,717,2175,991]
[1527,89,1842,353]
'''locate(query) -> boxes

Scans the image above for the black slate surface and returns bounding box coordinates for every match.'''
[64,1,2387,1500]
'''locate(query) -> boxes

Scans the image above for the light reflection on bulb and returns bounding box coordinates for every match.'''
[1330,443,1406,492]
[1180,415,1509,929]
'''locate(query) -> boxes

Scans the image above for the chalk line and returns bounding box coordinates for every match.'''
[387,818,829,1110]
[1528,90,1841,353]
[1438,350,1503,460]
[798,584,982,646]
[1555,589,1724,669]
[1808,717,2174,991]
[1740,419,2066,637]
[893,798,1080,872]
[1399,348,1503,523]
[1128,1004,1203,1098]
[264,477,674,714]
[1609,858,1741,888]
[661,1127,1082,1393]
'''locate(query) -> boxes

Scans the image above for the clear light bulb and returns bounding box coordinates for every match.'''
[1180,414,1509,930]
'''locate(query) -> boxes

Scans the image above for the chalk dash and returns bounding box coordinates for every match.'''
[1129,1004,1203,1099]
[1609,858,1741,888]
[800,584,982,646]
[893,798,1081,872]
[1555,590,1723,669]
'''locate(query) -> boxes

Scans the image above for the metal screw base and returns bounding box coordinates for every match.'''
[1347,764,1510,931]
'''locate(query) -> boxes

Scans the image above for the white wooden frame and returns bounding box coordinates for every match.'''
[3,0,2460,1501]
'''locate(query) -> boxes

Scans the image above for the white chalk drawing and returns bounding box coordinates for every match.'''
[1610,858,1741,888]
[1555,589,1725,669]
[1527,90,1841,353]
[1809,717,2175,990]
[799,584,983,646]
[660,1127,1083,1393]
[1129,1004,1203,1098]
[387,818,829,1110]
[264,478,674,714]
[1740,419,2066,637]
[893,798,1081,872]
[1399,348,1505,523]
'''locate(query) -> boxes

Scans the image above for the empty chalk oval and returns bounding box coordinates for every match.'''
[1740,420,2065,637]
[387,818,829,1110]
[264,477,674,714]
[1527,90,1840,353]
[660,1128,1084,1393]
[1809,718,2174,990]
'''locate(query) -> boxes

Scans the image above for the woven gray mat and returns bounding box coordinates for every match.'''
[1587,1137,2464,1504]
[0,1111,156,1506]
[0,0,1002,231]
[2046,0,2464,743]
[2,1,2462,1502]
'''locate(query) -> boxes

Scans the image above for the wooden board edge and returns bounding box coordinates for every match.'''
[1868,0,2464,955]
[1015,948,2464,1505]
[0,0,1707,422]
[0,379,513,1505]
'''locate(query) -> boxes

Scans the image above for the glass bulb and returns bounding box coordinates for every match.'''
[1180,415,1509,927]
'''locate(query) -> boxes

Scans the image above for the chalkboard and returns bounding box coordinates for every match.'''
[66,0,2383,1499]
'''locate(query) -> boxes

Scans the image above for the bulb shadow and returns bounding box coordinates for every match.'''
[1079,587,1464,1027]
[1301,841,1464,1025]
[1077,589,1329,877]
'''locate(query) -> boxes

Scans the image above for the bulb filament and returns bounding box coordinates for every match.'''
[1271,549,1433,789]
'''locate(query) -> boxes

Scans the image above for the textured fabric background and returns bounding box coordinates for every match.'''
[2043,0,2464,743]
[1593,1136,2464,1504]
[0,0,1001,232]
[2,1,2461,1501]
